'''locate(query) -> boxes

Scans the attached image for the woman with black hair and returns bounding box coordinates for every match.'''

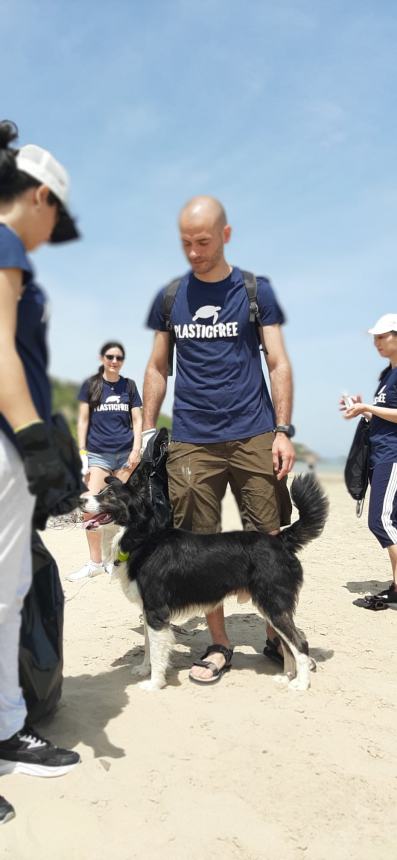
[68,342,142,581]
[343,314,397,610]
[0,120,80,823]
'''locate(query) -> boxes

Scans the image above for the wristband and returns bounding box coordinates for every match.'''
[79,448,88,456]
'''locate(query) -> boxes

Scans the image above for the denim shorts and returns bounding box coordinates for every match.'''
[87,449,130,472]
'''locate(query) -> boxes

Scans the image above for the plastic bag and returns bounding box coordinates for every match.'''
[19,530,64,722]
[141,427,172,528]
[344,417,370,516]
[33,412,86,530]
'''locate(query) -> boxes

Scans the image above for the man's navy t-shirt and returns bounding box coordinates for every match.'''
[78,376,142,453]
[370,366,397,467]
[146,267,285,444]
[0,224,51,448]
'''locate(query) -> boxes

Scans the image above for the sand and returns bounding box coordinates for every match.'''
[2,472,397,860]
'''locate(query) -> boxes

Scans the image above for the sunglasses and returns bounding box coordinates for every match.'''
[104,354,124,362]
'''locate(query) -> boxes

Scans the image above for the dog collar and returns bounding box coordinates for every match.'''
[116,550,130,563]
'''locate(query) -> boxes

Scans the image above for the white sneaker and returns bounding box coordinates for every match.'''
[67,561,105,582]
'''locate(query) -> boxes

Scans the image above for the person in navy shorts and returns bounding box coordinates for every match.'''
[68,342,142,582]
[343,313,397,610]
[142,195,296,683]
[0,120,80,823]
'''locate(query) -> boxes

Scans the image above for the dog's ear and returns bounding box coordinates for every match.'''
[105,476,123,486]
[127,461,151,487]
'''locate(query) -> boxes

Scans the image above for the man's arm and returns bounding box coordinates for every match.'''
[142,331,170,431]
[77,402,90,451]
[261,323,295,479]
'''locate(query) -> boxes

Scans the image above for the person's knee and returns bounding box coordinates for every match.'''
[368,510,389,545]
[239,490,280,533]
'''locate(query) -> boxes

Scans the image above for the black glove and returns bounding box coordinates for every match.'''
[16,422,65,497]
[32,501,50,532]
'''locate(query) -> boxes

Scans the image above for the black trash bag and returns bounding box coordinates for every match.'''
[19,530,64,722]
[33,412,86,531]
[140,427,172,529]
[344,417,370,517]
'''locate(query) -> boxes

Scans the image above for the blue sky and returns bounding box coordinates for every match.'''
[2,0,396,457]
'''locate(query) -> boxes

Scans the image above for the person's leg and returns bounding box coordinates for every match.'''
[85,467,111,562]
[387,544,397,588]
[68,465,111,580]
[167,442,230,680]
[367,463,397,600]
[228,433,282,535]
[228,434,291,649]
[0,434,80,779]
[0,434,35,741]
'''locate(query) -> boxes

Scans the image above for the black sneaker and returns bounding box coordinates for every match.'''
[0,725,80,778]
[0,796,15,824]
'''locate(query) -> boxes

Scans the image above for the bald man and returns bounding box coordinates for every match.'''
[143,196,295,683]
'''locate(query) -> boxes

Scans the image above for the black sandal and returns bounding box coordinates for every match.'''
[263,636,284,666]
[364,585,397,611]
[189,643,233,685]
[263,636,316,671]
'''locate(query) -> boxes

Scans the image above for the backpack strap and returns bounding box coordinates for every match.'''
[240,270,267,354]
[126,377,136,404]
[126,378,137,429]
[163,277,182,376]
[240,270,260,324]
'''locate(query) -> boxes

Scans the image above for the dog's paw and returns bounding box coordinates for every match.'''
[131,662,151,679]
[288,676,311,692]
[138,679,164,692]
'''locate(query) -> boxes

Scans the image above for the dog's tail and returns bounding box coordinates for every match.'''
[279,473,328,554]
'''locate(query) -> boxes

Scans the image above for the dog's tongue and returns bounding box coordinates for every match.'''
[83,513,113,530]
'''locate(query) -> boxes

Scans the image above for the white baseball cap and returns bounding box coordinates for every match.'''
[16,144,79,243]
[368,314,397,335]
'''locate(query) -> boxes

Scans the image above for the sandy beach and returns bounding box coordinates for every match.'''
[3,471,397,860]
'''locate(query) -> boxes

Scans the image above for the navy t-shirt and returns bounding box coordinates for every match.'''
[0,224,52,447]
[78,376,142,453]
[369,366,397,467]
[146,267,285,443]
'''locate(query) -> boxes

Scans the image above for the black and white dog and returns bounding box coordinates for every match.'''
[81,466,328,692]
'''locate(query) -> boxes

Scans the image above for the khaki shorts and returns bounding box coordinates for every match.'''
[166,432,292,534]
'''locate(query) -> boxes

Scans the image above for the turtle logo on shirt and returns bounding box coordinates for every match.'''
[192,305,222,324]
[105,395,121,404]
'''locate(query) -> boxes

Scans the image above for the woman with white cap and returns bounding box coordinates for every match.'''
[342,313,397,610]
[0,120,80,824]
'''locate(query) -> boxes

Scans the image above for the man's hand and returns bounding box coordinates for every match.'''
[16,421,65,496]
[272,433,295,480]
